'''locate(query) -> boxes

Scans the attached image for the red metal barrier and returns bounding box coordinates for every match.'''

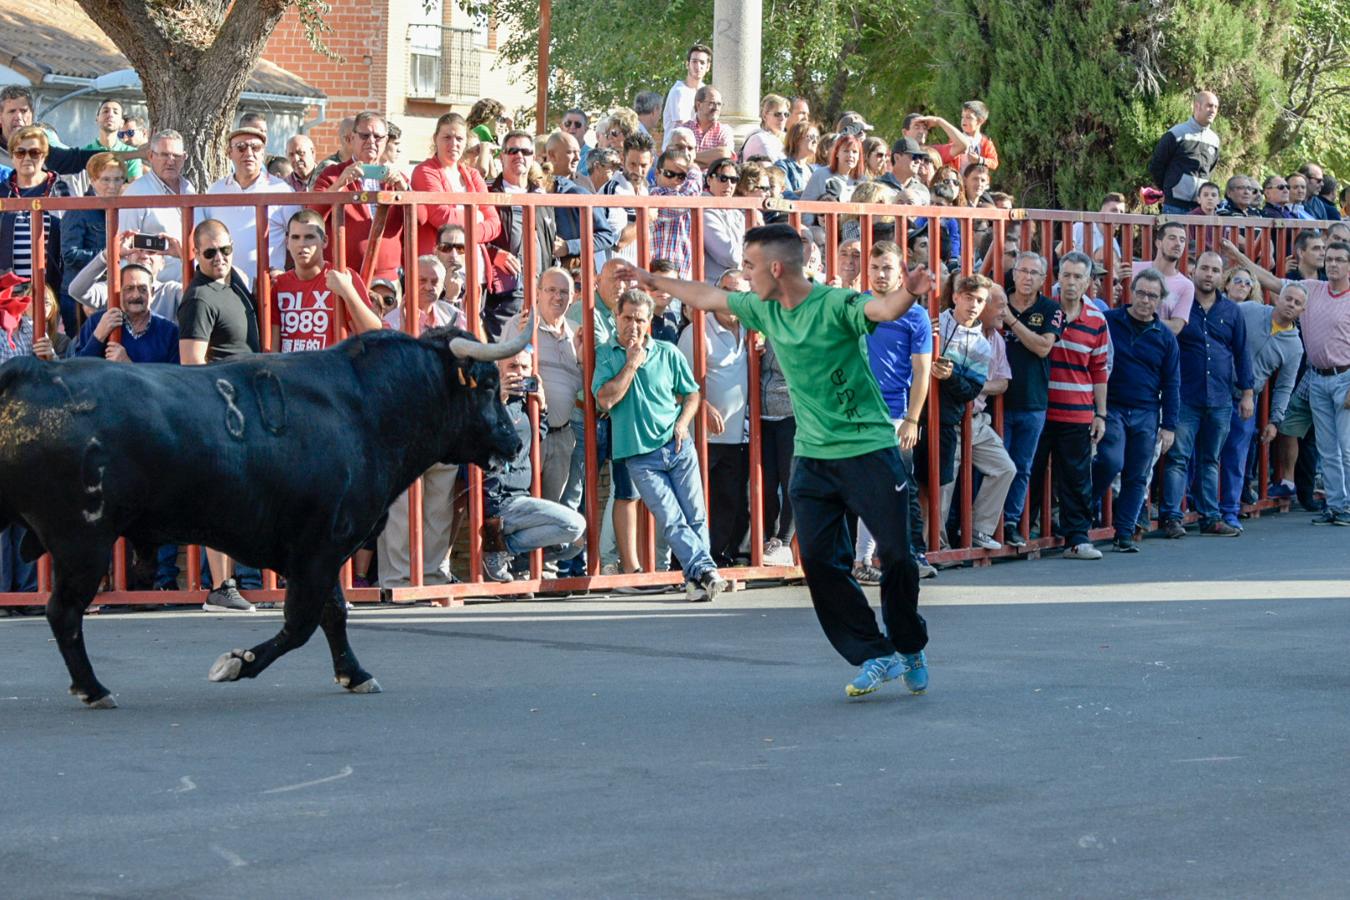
[0,188,1324,607]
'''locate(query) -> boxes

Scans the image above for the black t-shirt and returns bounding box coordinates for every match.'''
[1003,293,1064,411]
[177,271,260,361]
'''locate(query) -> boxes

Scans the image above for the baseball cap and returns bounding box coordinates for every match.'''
[891,137,924,156]
[836,112,874,136]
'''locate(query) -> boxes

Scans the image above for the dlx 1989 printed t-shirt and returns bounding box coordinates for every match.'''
[272,266,374,353]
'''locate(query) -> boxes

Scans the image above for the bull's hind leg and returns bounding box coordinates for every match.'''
[207,570,332,684]
[45,558,116,708]
[320,584,380,694]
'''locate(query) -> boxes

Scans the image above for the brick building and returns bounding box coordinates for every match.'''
[264,0,536,164]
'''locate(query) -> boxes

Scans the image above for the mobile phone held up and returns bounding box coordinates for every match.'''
[131,233,169,252]
[360,164,389,181]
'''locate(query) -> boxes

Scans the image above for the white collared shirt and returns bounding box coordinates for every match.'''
[200,173,297,286]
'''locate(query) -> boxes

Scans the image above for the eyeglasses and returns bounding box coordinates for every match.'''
[232,141,265,154]
[1270,184,1290,190]
[660,168,688,179]
[153,151,187,162]
[806,134,820,142]
[938,178,960,186]
[769,111,790,119]
[1013,267,1044,276]
[117,129,137,140]
[755,183,771,191]
[11,147,43,159]
[201,245,233,260]
[437,242,466,252]
[1132,290,1162,301]
[562,120,585,130]
[607,129,626,138]
[714,174,740,184]
[354,130,387,143]
[504,146,534,156]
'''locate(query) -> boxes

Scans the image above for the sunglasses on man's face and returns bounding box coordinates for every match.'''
[714,174,740,184]
[438,242,466,252]
[660,168,688,179]
[504,146,534,156]
[117,129,137,140]
[201,245,233,260]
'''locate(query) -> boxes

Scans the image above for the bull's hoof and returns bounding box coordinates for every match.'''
[208,649,254,683]
[335,673,382,694]
[349,677,382,694]
[84,693,118,710]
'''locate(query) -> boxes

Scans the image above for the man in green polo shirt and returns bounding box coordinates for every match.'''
[618,223,934,698]
[594,288,728,602]
[82,99,143,180]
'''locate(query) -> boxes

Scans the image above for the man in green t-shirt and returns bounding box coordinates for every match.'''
[618,223,935,698]
[82,99,143,180]
[594,289,728,602]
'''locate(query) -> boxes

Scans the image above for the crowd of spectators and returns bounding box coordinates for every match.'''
[1,49,1348,610]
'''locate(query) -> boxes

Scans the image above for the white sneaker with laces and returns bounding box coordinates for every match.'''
[972,531,1002,551]
[1063,542,1103,560]
[763,539,796,567]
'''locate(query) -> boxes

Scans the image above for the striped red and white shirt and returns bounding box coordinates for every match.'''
[1047,302,1110,424]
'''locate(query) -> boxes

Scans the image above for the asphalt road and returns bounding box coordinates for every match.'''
[3,511,1349,898]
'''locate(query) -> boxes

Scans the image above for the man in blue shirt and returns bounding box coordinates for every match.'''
[860,240,933,578]
[75,263,179,364]
[1091,269,1179,552]
[1159,251,1253,537]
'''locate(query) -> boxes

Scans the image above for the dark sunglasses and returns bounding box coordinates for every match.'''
[714,174,740,184]
[660,168,688,179]
[201,245,233,260]
[504,146,534,156]
[117,129,137,140]
[438,242,466,252]
[11,147,43,159]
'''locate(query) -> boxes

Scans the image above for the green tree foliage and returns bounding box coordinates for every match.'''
[1269,0,1350,180]
[924,0,1295,208]
[471,0,931,131]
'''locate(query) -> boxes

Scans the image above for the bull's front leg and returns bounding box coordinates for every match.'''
[320,584,380,693]
[46,560,117,709]
[207,572,329,684]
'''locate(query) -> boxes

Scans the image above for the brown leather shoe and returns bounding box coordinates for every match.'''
[480,517,508,552]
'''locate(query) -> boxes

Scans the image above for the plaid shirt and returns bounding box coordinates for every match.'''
[650,165,704,280]
[0,316,34,360]
[679,118,733,155]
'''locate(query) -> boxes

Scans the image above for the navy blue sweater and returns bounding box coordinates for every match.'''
[1104,306,1181,430]
[75,311,180,364]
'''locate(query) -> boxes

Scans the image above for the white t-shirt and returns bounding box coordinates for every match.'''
[662,81,699,148]
[740,129,785,163]
[678,314,749,444]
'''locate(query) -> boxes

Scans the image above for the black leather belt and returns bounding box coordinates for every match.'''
[1313,364,1350,377]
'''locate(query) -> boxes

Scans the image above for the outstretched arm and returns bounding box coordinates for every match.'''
[864,265,934,323]
[1221,238,1284,295]
[617,263,731,313]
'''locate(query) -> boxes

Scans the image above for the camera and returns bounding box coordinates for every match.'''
[519,376,540,394]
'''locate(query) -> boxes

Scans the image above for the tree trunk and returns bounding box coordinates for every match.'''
[76,0,289,189]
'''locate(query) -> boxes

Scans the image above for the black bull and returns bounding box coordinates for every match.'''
[0,323,531,708]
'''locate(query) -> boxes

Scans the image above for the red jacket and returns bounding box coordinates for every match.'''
[309,162,406,281]
[409,160,503,263]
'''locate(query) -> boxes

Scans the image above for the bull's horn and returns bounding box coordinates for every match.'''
[447,312,535,361]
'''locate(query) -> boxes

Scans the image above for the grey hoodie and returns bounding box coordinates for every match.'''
[1237,302,1303,423]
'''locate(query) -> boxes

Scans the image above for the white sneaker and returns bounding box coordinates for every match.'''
[763,539,796,567]
[686,579,709,602]
[972,531,1002,551]
[1063,542,1103,560]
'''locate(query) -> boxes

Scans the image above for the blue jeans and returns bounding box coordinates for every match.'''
[1309,369,1350,514]
[155,546,262,590]
[624,437,716,582]
[1218,402,1258,522]
[1001,408,1047,525]
[1162,403,1231,523]
[1092,406,1159,540]
[1161,201,1195,215]
[0,524,37,592]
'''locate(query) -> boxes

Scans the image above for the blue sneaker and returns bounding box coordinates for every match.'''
[845,653,903,697]
[899,651,928,694]
[1267,482,1296,500]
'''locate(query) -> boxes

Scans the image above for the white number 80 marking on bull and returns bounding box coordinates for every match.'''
[281,310,330,335]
